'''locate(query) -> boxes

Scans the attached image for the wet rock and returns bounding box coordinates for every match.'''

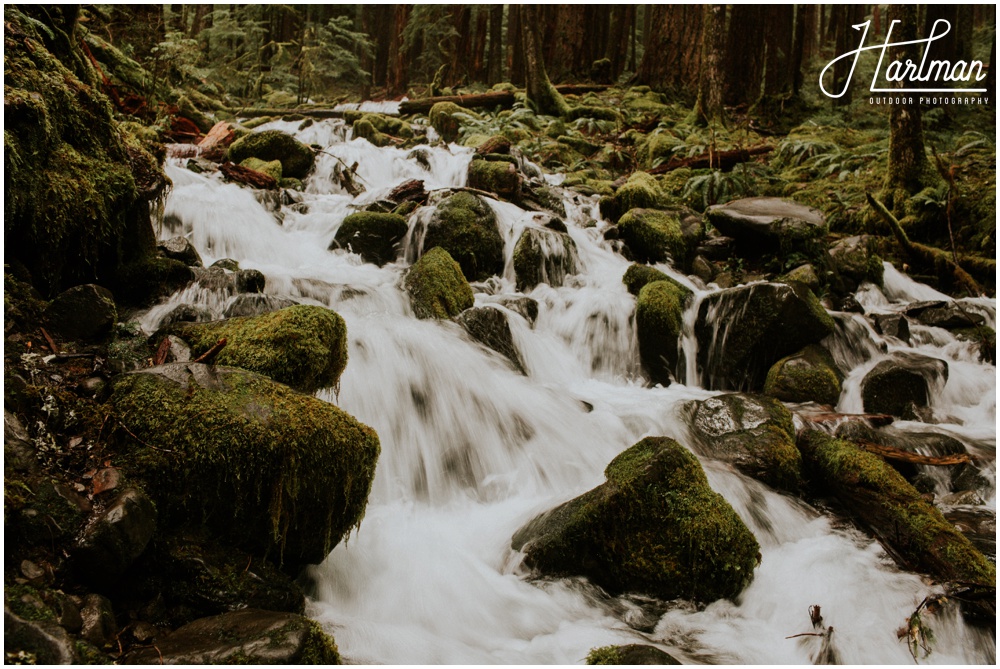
[422,192,505,281]
[157,237,203,267]
[691,255,715,283]
[871,313,910,343]
[513,227,579,291]
[161,304,213,327]
[239,157,283,181]
[695,235,735,261]
[223,294,299,318]
[635,280,692,386]
[211,258,240,271]
[4,607,76,664]
[227,130,315,179]
[429,101,476,143]
[695,282,836,391]
[599,172,663,223]
[685,393,802,491]
[828,235,883,291]
[913,303,985,330]
[121,609,340,665]
[44,284,117,340]
[512,437,759,602]
[404,247,474,319]
[618,208,689,267]
[797,431,995,593]
[79,594,116,648]
[839,295,865,313]
[763,344,843,406]
[468,159,520,199]
[602,225,620,241]
[622,263,669,296]
[785,263,820,292]
[456,306,524,373]
[332,212,408,266]
[168,305,347,393]
[861,352,948,420]
[495,296,539,325]
[235,269,266,293]
[586,644,681,665]
[111,363,380,569]
[706,197,827,256]
[954,326,995,365]
[942,507,995,563]
[164,335,191,363]
[74,488,157,581]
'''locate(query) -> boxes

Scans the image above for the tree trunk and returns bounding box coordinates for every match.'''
[723,5,766,106]
[764,5,795,96]
[695,4,726,125]
[636,4,704,99]
[791,5,806,94]
[519,5,568,116]
[386,5,411,96]
[801,5,818,60]
[471,8,489,83]
[507,5,524,86]
[487,5,504,85]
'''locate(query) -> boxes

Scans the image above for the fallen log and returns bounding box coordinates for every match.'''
[227,107,349,119]
[649,144,774,174]
[219,162,277,189]
[857,439,973,466]
[388,179,428,204]
[399,91,516,115]
[801,412,895,427]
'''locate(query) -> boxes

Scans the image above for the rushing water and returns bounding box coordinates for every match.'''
[152,119,995,664]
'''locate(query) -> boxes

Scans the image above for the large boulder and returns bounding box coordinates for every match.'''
[168,305,347,394]
[467,158,520,199]
[112,363,380,568]
[403,247,474,319]
[455,306,524,373]
[617,208,688,266]
[121,610,340,665]
[635,279,692,386]
[44,284,118,340]
[512,437,759,602]
[763,344,843,406]
[861,352,948,420]
[73,488,157,583]
[227,130,315,179]
[422,192,504,281]
[705,197,827,256]
[512,227,579,291]
[798,431,995,602]
[685,393,802,491]
[827,235,883,292]
[332,212,409,266]
[622,263,669,296]
[695,282,836,391]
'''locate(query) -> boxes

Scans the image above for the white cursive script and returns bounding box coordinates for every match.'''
[820,19,987,98]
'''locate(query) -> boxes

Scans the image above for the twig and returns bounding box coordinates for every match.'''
[858,439,973,466]
[192,338,227,364]
[786,632,826,639]
[40,327,59,354]
[115,419,174,453]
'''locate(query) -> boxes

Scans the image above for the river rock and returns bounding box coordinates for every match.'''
[913,303,985,330]
[861,352,948,420]
[456,306,525,373]
[797,431,995,598]
[157,237,203,267]
[513,227,579,291]
[4,607,76,664]
[168,304,347,394]
[227,130,315,179]
[599,172,663,222]
[870,313,910,343]
[121,609,340,665]
[706,197,827,255]
[73,488,157,582]
[404,247,474,319]
[587,645,681,665]
[161,304,213,326]
[422,192,504,281]
[468,158,520,199]
[695,282,836,391]
[617,208,690,267]
[332,212,409,266]
[685,393,802,491]
[429,101,473,143]
[223,294,299,318]
[494,296,539,325]
[785,263,820,292]
[44,284,117,340]
[622,263,670,296]
[827,235,883,292]
[943,507,996,563]
[111,362,380,568]
[763,344,843,406]
[512,437,759,602]
[79,594,116,648]
[635,279,692,386]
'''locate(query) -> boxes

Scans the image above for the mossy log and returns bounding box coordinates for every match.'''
[649,144,774,174]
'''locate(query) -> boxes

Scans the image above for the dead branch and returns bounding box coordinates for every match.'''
[858,439,973,466]
[192,338,227,364]
[152,337,171,366]
[219,162,277,189]
[39,327,59,354]
[649,144,774,174]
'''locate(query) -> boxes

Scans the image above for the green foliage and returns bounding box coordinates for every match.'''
[683,164,766,211]
[295,17,372,104]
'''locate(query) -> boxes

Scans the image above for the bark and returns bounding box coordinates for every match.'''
[519,5,568,116]
[694,5,726,125]
[487,5,504,84]
[507,5,524,86]
[387,5,411,96]
[636,4,704,98]
[764,5,795,96]
[471,8,489,83]
[723,5,766,106]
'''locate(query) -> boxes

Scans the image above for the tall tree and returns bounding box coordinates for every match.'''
[507,6,524,85]
[723,5,766,106]
[487,5,504,84]
[694,4,726,125]
[636,4,704,99]
[519,5,567,116]
[386,5,411,95]
[763,5,795,96]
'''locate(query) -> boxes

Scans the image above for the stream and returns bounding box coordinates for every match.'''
[149,117,995,664]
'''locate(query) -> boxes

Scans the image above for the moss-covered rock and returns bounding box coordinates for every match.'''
[239,157,283,181]
[635,280,692,386]
[617,208,689,266]
[685,393,802,491]
[422,192,504,281]
[798,431,995,599]
[860,352,948,420]
[115,257,195,307]
[429,101,477,143]
[121,609,341,664]
[763,344,843,406]
[332,212,408,267]
[695,282,836,391]
[600,172,664,223]
[586,645,681,665]
[227,130,314,179]
[706,197,828,261]
[404,247,474,319]
[512,227,579,291]
[43,284,117,340]
[622,264,669,296]
[467,159,520,199]
[168,305,348,394]
[455,306,524,373]
[351,118,393,147]
[512,437,759,602]
[112,363,379,568]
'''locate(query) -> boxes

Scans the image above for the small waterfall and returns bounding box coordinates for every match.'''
[149,117,995,664]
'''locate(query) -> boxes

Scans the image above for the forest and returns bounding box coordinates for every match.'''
[4,4,997,666]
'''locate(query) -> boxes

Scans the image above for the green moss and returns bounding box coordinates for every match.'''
[601,172,664,222]
[763,344,842,406]
[299,621,342,664]
[404,247,474,319]
[617,208,687,265]
[351,119,392,147]
[423,192,504,281]
[636,131,682,169]
[112,364,380,567]
[333,212,408,267]
[115,257,194,307]
[429,102,478,143]
[623,264,672,296]
[358,113,412,139]
[586,647,622,665]
[171,305,348,394]
[635,279,692,386]
[564,105,621,123]
[512,227,578,291]
[467,159,520,198]
[240,157,283,181]
[227,130,314,179]
[4,583,58,623]
[799,431,995,586]
[242,116,274,130]
[513,437,759,602]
